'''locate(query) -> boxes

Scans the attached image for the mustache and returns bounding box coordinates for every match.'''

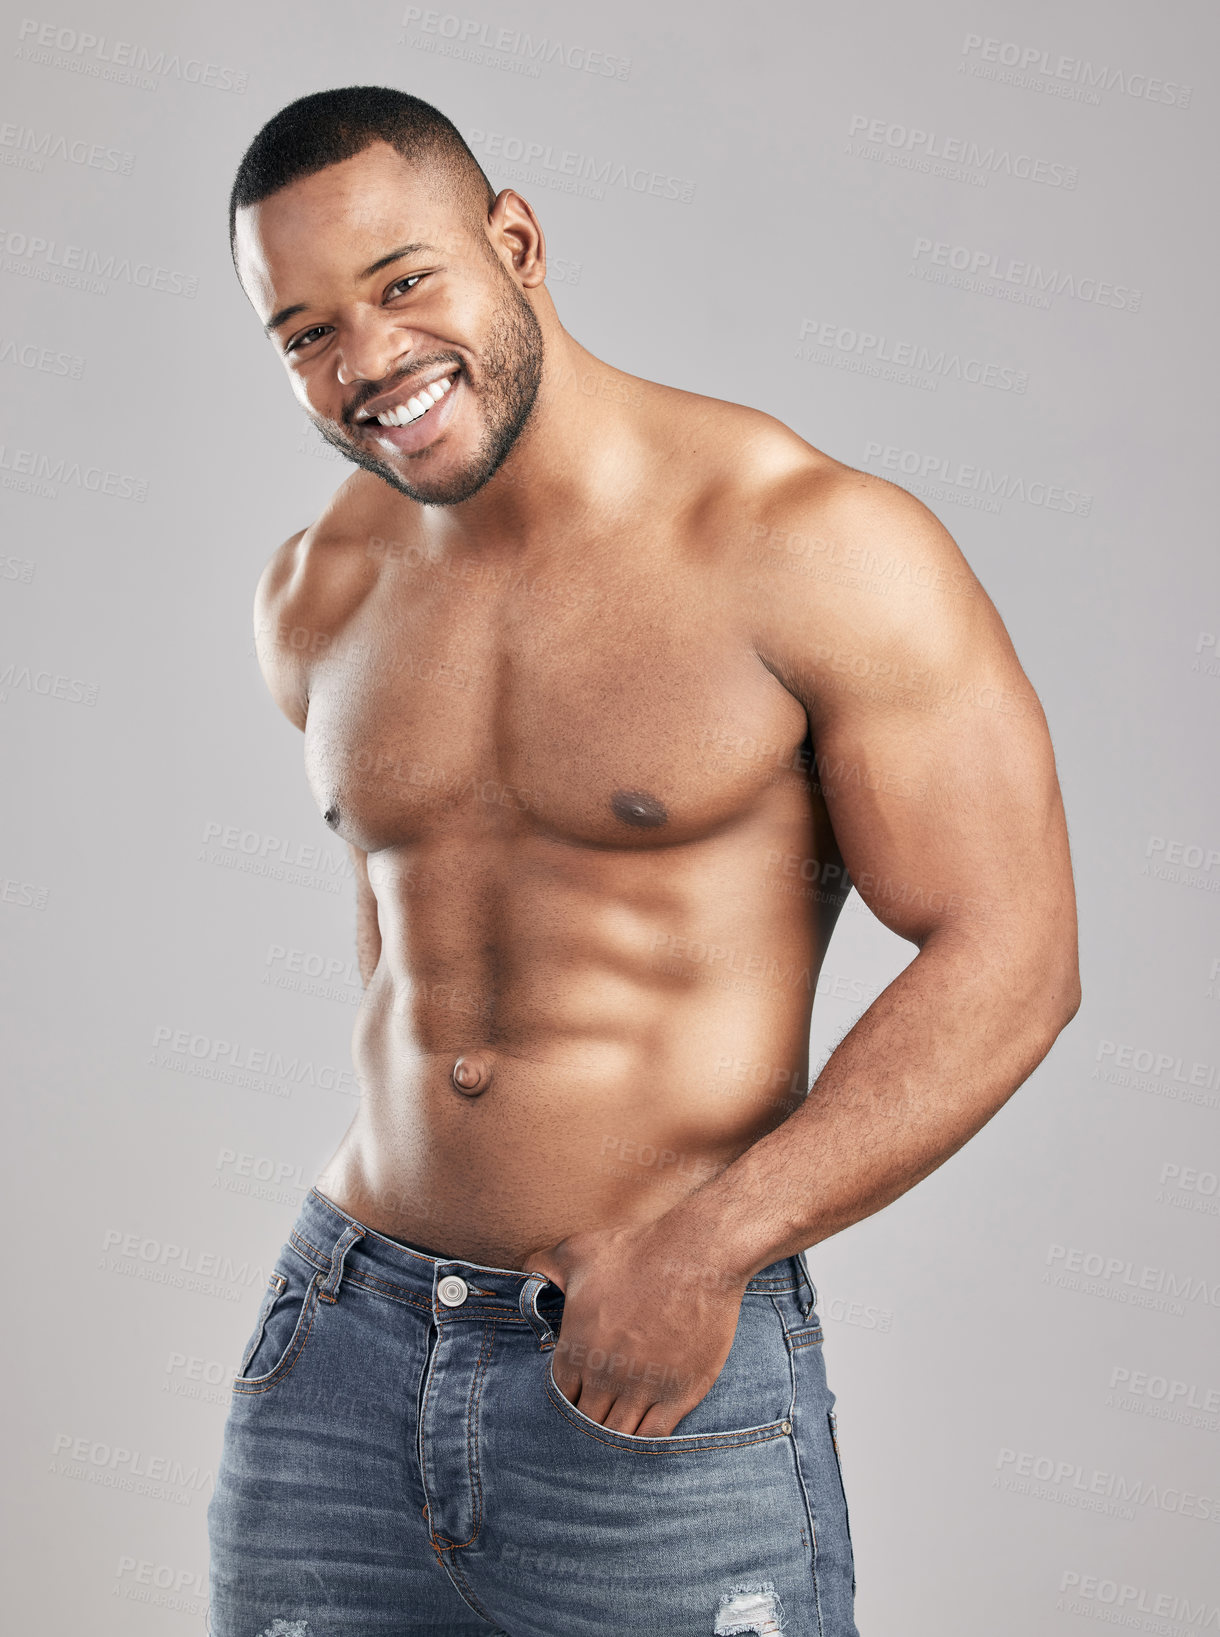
[341,355,465,430]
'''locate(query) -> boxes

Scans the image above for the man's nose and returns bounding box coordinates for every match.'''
[335,316,411,387]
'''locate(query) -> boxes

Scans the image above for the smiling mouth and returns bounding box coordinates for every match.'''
[354,368,460,431]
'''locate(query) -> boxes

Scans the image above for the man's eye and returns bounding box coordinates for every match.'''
[388,274,424,298]
[286,326,329,354]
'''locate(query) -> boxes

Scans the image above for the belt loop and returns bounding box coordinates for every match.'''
[317,1222,365,1304]
[519,1272,555,1348]
[795,1250,816,1318]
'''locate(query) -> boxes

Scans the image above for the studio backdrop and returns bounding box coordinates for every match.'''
[2,0,1216,1631]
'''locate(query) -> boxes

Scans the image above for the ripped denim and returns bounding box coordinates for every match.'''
[207,1187,858,1636]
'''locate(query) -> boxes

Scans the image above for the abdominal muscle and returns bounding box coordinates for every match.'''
[315,826,831,1269]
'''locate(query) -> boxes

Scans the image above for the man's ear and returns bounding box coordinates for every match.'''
[486,188,547,287]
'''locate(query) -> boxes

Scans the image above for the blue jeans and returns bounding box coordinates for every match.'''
[207,1187,858,1636]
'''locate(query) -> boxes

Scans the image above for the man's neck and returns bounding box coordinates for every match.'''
[427,330,664,557]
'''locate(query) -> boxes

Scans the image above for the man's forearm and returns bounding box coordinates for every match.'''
[661,928,1080,1280]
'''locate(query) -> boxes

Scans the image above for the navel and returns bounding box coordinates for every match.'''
[611,788,668,829]
[451,1053,492,1097]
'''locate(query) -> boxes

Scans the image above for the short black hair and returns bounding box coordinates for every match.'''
[228,85,496,257]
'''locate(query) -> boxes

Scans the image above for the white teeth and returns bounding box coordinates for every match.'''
[370,372,456,429]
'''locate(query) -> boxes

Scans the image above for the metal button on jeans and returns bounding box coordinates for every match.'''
[437,1275,468,1308]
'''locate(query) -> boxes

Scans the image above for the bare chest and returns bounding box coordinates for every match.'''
[301,545,812,854]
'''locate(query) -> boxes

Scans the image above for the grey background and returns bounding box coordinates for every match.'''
[2,0,1217,1629]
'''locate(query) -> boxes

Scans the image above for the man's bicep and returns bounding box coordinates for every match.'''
[811,621,1066,950]
[252,530,310,732]
[755,472,1072,951]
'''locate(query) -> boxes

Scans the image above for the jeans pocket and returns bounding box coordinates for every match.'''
[543,1353,792,1452]
[232,1251,320,1394]
[542,1292,797,1455]
[236,1271,286,1376]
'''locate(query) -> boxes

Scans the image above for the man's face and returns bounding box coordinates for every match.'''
[234,141,544,506]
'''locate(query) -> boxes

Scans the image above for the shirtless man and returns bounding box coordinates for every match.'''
[208,87,1080,1637]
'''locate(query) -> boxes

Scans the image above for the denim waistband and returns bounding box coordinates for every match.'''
[286,1187,811,1324]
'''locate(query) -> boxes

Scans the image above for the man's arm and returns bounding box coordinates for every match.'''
[349,843,382,987]
[527,468,1080,1435]
[252,530,310,732]
[253,529,380,988]
[678,470,1080,1270]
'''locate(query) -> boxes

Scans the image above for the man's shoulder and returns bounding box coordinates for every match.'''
[704,422,996,723]
[667,388,933,557]
[258,468,415,613]
[252,470,411,729]
[723,427,984,622]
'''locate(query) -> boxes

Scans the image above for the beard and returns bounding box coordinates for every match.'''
[310,270,545,507]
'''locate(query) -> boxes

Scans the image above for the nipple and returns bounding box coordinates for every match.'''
[323,804,341,829]
[451,1054,492,1097]
[611,788,668,828]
